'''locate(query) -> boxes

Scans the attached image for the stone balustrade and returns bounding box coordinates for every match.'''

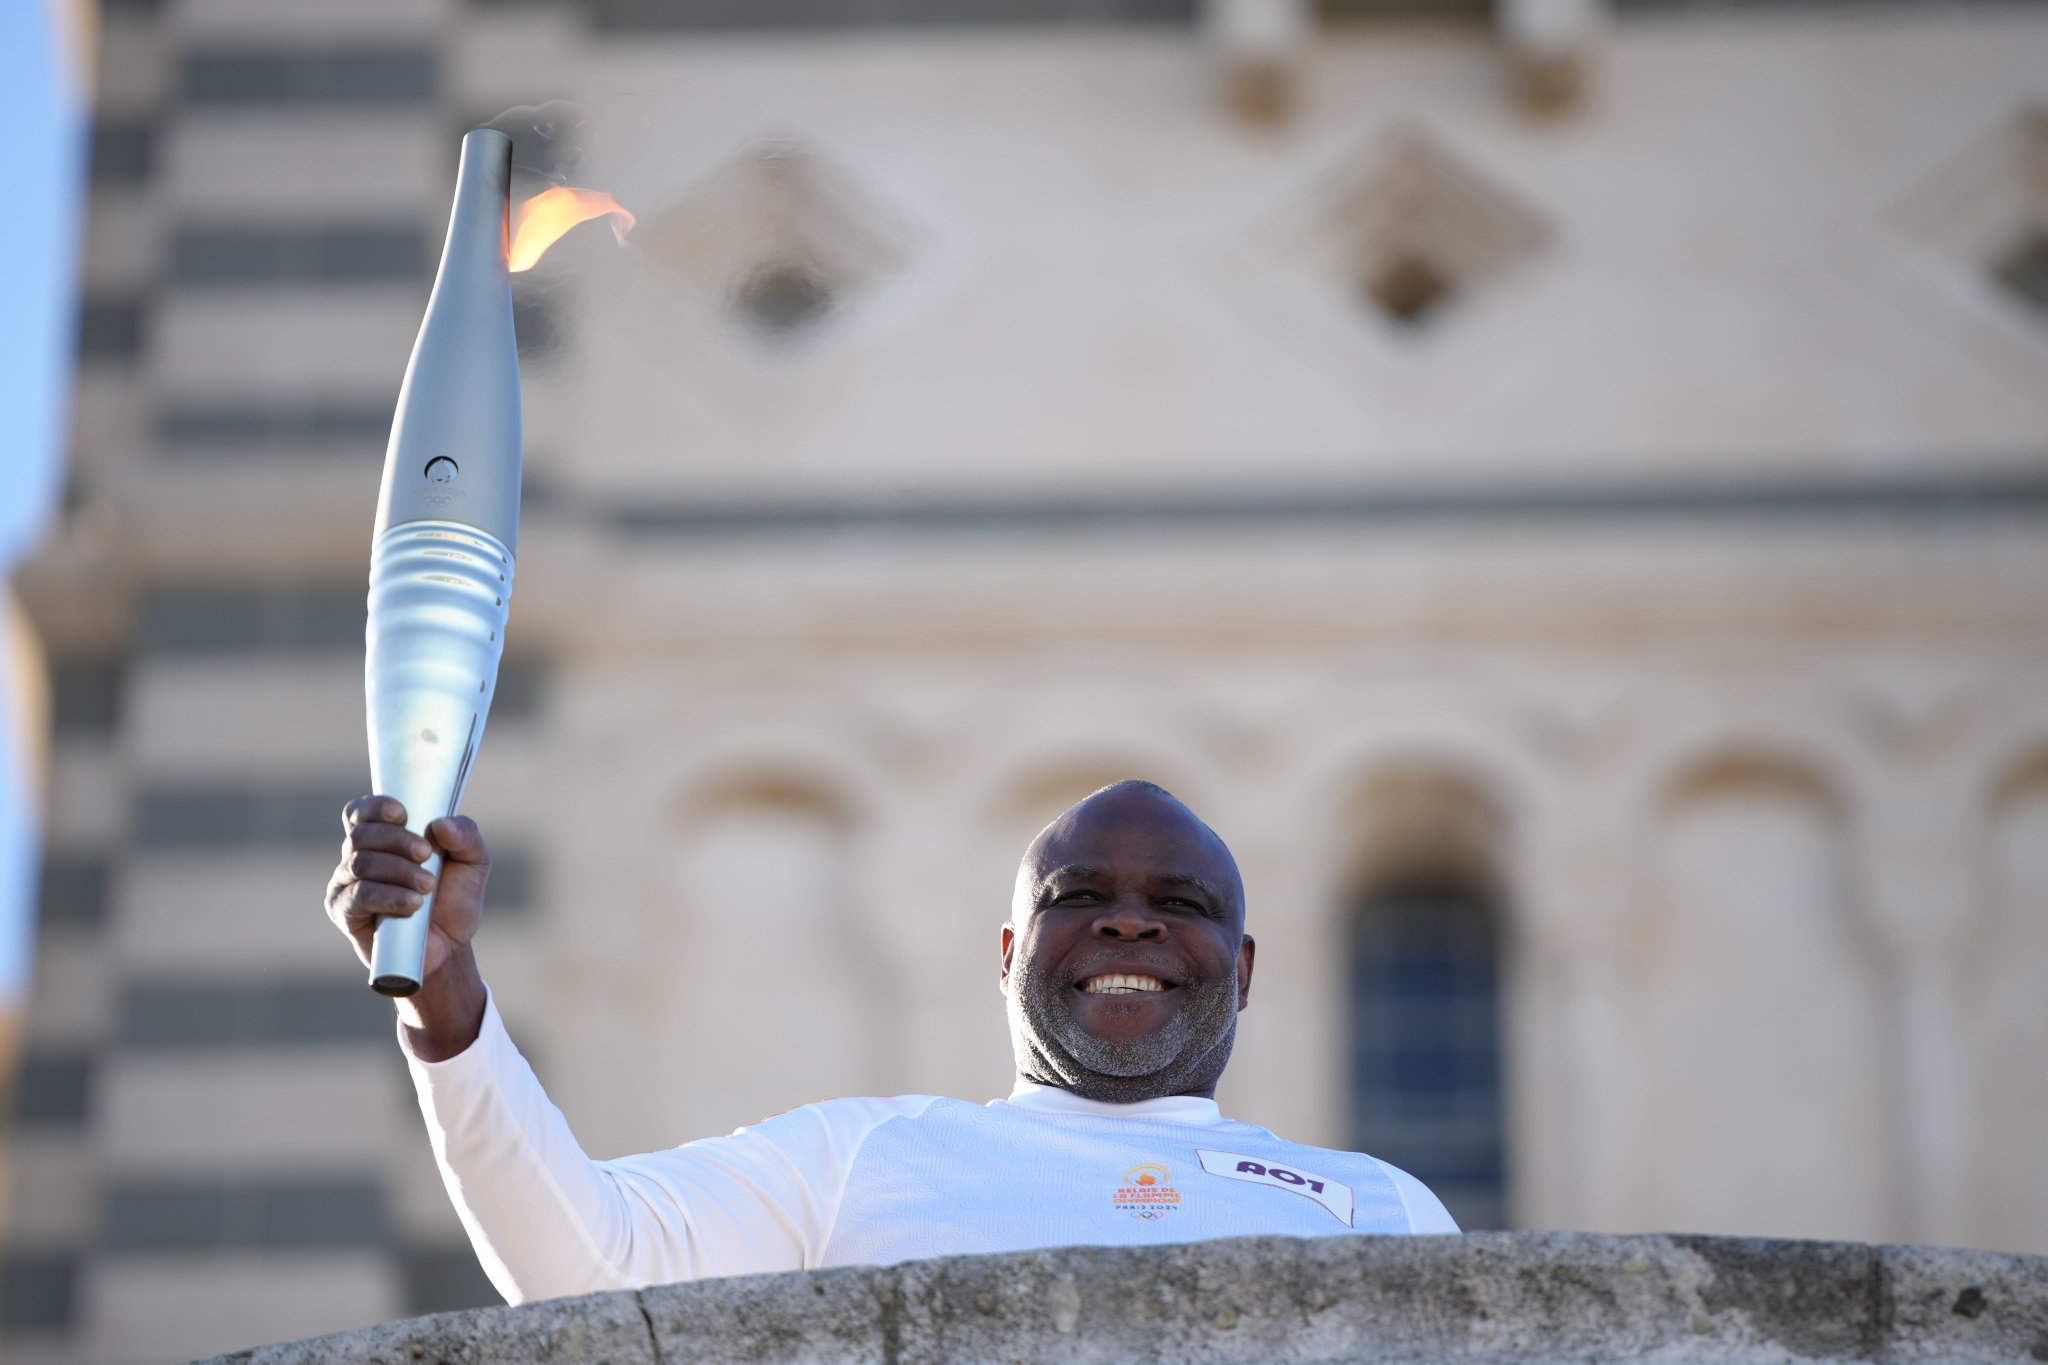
[200,1231,2048,1364]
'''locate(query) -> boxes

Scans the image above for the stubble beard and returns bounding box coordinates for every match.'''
[1006,948,1241,1104]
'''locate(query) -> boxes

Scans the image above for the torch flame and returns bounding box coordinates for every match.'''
[508,187,636,273]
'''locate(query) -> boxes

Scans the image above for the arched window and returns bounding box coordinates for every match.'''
[1348,881,1505,1230]
[1342,772,1507,1230]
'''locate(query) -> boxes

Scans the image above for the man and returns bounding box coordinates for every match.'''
[326,779,1457,1304]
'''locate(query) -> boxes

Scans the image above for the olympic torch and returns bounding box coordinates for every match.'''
[364,127,522,996]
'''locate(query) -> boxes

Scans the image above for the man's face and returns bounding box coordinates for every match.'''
[1001,785,1255,1102]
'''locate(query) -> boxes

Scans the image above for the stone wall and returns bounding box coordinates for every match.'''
[201,1233,2048,1364]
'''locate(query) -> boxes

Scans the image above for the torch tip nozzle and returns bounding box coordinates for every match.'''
[371,974,423,998]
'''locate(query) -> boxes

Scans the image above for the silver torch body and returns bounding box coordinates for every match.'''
[364,128,522,997]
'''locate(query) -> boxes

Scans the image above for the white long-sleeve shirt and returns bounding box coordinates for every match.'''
[407,990,1460,1305]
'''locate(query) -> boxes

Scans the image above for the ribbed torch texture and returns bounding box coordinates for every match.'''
[364,128,522,996]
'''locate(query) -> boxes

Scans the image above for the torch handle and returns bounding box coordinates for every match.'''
[370,849,444,994]
[365,520,514,997]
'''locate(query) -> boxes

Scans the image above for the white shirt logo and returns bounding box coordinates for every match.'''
[1195,1148,1354,1226]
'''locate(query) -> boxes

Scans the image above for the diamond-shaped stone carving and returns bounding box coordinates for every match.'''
[1260,127,1552,333]
[632,139,910,350]
[1893,108,2048,320]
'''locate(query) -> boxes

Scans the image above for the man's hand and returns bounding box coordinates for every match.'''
[326,795,490,1060]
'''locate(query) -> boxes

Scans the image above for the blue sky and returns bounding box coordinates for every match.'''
[1,0,85,1000]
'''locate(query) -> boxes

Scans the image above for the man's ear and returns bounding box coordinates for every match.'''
[1236,933,1256,1011]
[999,924,1015,996]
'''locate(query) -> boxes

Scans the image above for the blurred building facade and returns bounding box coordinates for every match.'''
[6,0,2048,1359]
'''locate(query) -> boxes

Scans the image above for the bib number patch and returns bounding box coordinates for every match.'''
[1196,1148,1354,1226]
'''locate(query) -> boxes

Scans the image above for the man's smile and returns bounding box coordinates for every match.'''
[1077,973,1174,995]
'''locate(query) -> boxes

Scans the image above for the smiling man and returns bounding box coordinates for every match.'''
[1004,781,1253,1104]
[325,779,1456,1304]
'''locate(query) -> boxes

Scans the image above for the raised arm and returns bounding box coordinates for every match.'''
[324,796,862,1300]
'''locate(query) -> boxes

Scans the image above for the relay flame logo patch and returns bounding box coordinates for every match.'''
[1112,1162,1181,1220]
[1195,1148,1354,1226]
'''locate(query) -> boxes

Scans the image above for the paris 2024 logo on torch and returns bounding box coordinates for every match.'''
[1112,1163,1181,1220]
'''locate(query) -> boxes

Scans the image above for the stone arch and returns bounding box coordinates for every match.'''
[1267,713,1555,976]
[1275,713,1552,864]
[1617,738,1892,1242]
[1603,702,1890,932]
[1617,712,1868,837]
[1335,765,1510,907]
[1270,712,1545,888]
[1227,714,1543,1169]
[656,727,896,839]
[639,742,898,1140]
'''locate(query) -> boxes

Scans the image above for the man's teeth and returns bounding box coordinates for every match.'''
[1079,974,1168,995]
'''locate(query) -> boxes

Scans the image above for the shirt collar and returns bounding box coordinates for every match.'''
[1001,1078,1226,1126]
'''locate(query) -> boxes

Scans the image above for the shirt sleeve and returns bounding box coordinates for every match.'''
[1375,1158,1462,1234]
[404,986,933,1303]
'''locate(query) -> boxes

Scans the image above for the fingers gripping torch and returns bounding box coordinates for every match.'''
[364,128,521,997]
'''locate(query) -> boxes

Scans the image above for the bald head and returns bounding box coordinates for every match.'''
[1002,779,1254,1102]
[1013,781,1245,930]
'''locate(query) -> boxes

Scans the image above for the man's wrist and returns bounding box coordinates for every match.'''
[396,943,487,1063]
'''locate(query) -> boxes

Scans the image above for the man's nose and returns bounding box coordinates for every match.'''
[1093,900,1166,941]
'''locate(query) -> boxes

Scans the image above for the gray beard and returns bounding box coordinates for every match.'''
[1006,948,1241,1104]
